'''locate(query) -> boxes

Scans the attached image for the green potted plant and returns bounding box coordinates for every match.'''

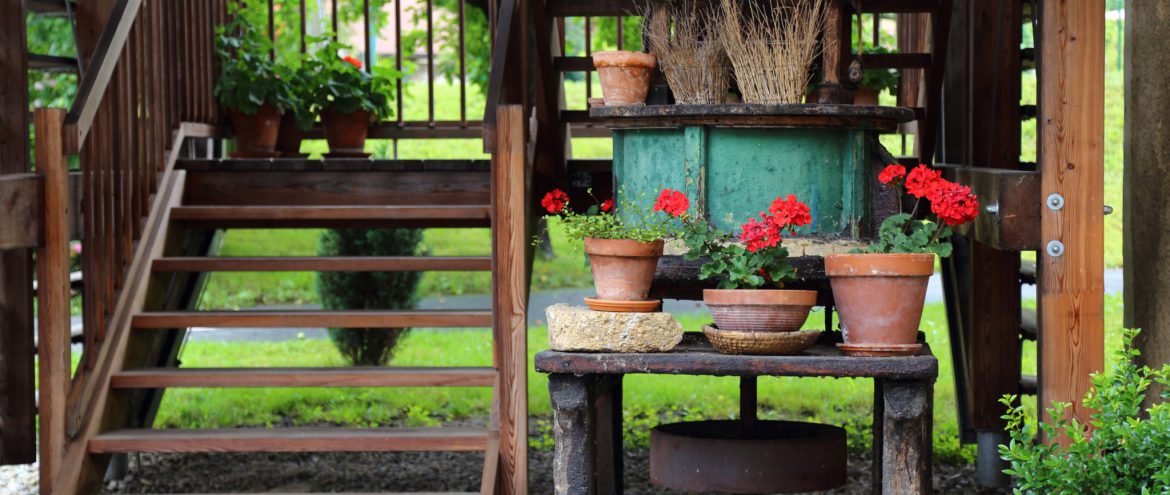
[664,189,818,335]
[539,189,671,310]
[824,164,979,356]
[213,9,290,157]
[275,62,318,158]
[309,40,395,157]
[855,47,900,106]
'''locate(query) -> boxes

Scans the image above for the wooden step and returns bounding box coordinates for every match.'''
[89,427,491,454]
[152,256,492,273]
[1020,259,1037,285]
[169,205,491,229]
[111,367,496,388]
[1020,308,1038,341]
[132,310,494,329]
[24,0,76,16]
[1020,374,1037,395]
[176,158,491,172]
[28,53,79,73]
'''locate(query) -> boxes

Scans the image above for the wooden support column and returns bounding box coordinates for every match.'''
[1038,0,1104,431]
[0,0,36,466]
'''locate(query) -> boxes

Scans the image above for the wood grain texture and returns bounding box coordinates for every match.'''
[111,367,497,388]
[152,256,493,273]
[181,169,491,207]
[169,205,493,229]
[0,174,40,250]
[89,427,492,453]
[132,310,494,329]
[1039,0,1105,434]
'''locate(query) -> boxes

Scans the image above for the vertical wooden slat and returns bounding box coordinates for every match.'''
[363,0,372,70]
[616,15,623,50]
[459,0,467,125]
[395,0,404,123]
[300,0,307,54]
[332,0,338,39]
[427,0,435,125]
[1038,0,1105,435]
[269,0,276,61]
[585,17,592,102]
[34,108,71,494]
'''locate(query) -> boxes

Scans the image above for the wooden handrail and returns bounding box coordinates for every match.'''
[482,0,520,153]
[62,0,143,153]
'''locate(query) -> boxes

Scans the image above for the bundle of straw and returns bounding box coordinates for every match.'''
[645,2,731,105]
[719,0,827,104]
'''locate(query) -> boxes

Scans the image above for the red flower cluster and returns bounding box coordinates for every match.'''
[654,189,690,217]
[601,199,614,213]
[878,164,907,185]
[541,189,569,214]
[740,216,781,252]
[343,55,363,69]
[768,194,813,230]
[905,164,943,199]
[930,182,980,226]
[738,195,813,253]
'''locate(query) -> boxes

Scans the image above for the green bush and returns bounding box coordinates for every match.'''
[317,229,424,366]
[1000,328,1170,494]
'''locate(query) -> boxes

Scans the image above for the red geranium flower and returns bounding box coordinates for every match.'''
[878,164,907,185]
[929,181,980,226]
[601,199,614,213]
[654,189,690,217]
[740,216,781,253]
[768,194,812,229]
[343,55,363,69]
[541,189,569,214]
[905,164,943,199]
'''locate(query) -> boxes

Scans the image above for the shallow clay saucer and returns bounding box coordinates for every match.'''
[836,342,923,357]
[583,297,662,313]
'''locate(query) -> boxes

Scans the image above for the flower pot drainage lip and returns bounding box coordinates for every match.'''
[650,419,847,494]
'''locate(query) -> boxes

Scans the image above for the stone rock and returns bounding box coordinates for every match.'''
[546,304,683,352]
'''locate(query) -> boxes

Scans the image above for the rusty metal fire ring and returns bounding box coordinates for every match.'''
[650,419,847,494]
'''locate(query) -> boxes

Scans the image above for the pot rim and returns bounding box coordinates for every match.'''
[703,288,818,306]
[583,237,664,257]
[823,252,934,277]
[229,104,282,118]
[593,50,657,69]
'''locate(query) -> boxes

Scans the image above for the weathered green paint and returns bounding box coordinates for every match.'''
[614,125,873,237]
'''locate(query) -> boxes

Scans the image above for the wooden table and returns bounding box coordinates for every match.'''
[534,333,939,495]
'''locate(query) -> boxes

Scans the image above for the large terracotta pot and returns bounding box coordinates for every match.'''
[703,289,817,333]
[584,237,664,301]
[275,112,308,157]
[228,104,281,156]
[852,86,880,106]
[593,51,656,106]
[824,253,934,346]
[321,107,373,154]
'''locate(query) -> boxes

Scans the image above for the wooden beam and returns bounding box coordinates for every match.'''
[1038,0,1105,434]
[937,166,1039,250]
[0,0,36,465]
[64,0,144,153]
[0,174,40,250]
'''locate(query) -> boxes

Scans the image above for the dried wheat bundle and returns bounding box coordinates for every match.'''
[719,0,826,104]
[644,2,731,105]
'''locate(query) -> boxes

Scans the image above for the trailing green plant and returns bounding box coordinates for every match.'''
[306,37,397,117]
[663,189,812,289]
[999,328,1170,494]
[859,164,980,257]
[277,60,319,131]
[214,3,292,114]
[538,189,672,244]
[317,228,423,366]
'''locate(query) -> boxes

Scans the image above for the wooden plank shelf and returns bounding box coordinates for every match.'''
[88,427,492,453]
[110,367,497,388]
[590,103,915,131]
[131,310,494,329]
[152,256,493,273]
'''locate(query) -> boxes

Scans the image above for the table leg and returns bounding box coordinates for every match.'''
[872,379,884,495]
[549,373,597,495]
[877,379,933,494]
[593,374,624,495]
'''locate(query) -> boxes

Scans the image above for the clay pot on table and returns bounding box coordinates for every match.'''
[321,107,373,155]
[852,86,880,106]
[275,113,309,157]
[227,104,282,157]
[583,237,664,301]
[824,253,933,352]
[703,289,817,333]
[592,51,656,106]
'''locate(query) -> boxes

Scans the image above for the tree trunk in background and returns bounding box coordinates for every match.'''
[1124,0,1170,402]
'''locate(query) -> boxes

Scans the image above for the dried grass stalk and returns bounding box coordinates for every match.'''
[644,2,731,105]
[719,0,827,104]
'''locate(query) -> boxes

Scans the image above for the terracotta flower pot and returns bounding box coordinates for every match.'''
[228,104,282,156]
[593,51,656,106]
[824,253,934,346]
[852,86,880,106]
[321,107,373,154]
[703,289,817,333]
[275,113,308,157]
[584,237,664,301]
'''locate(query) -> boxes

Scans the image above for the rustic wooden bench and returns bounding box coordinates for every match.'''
[534,332,939,494]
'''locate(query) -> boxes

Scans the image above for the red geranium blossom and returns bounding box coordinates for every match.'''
[601,199,614,213]
[654,189,690,217]
[343,55,363,69]
[905,164,943,199]
[740,216,781,253]
[929,182,980,226]
[541,189,569,214]
[878,164,907,185]
[768,194,812,230]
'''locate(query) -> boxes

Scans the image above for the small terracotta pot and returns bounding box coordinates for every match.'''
[852,86,880,106]
[824,253,934,346]
[321,107,373,154]
[228,104,282,155]
[703,289,817,333]
[584,237,664,301]
[593,51,656,106]
[275,113,308,157]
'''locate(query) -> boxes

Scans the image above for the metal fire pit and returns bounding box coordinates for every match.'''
[650,419,847,493]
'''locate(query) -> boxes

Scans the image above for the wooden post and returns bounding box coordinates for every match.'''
[1038,0,1105,431]
[35,108,72,493]
[0,0,37,466]
[493,104,529,495]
